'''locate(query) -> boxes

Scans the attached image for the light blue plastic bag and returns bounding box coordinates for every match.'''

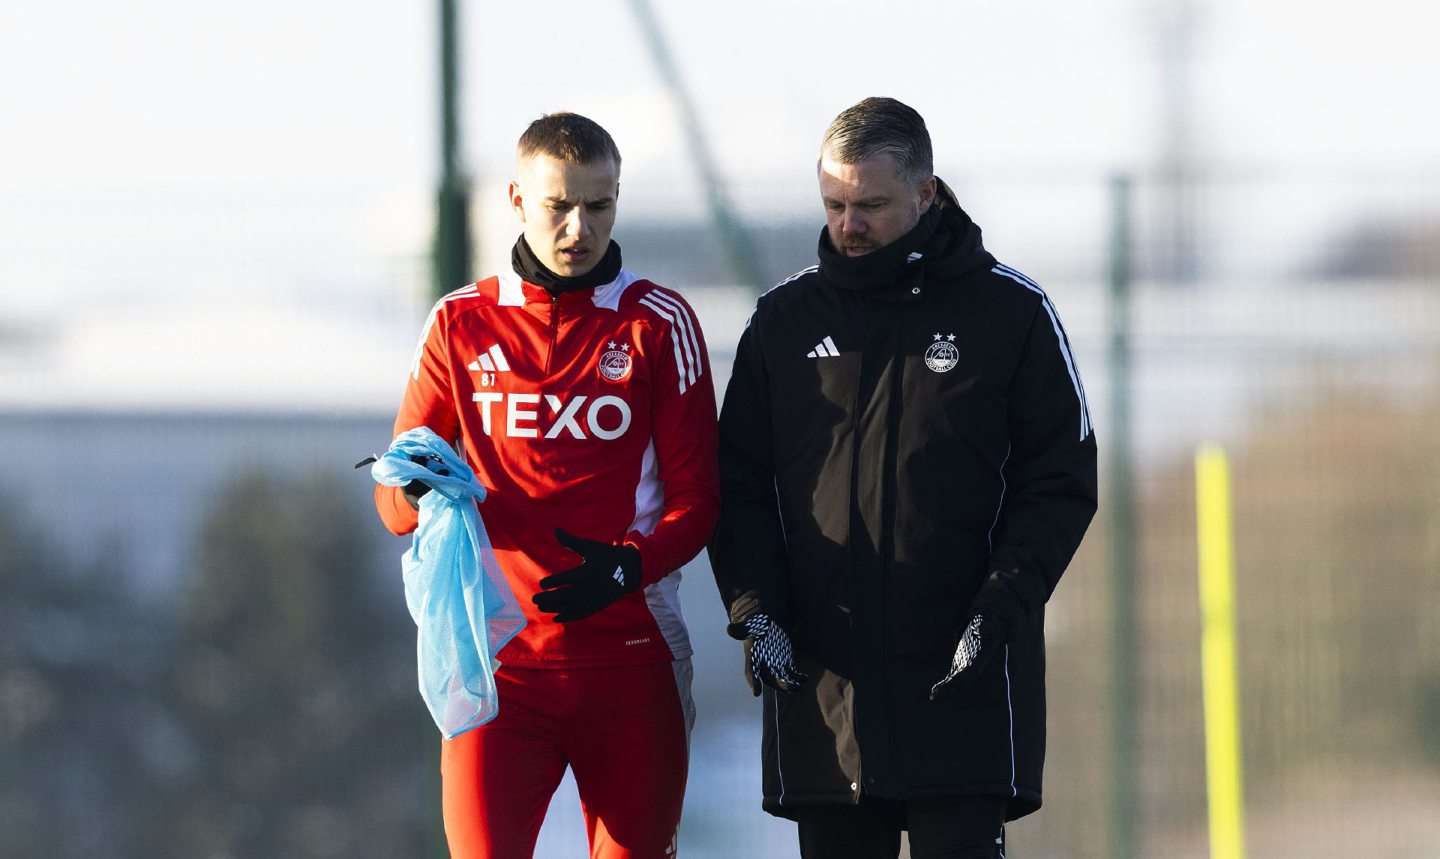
[370,427,525,738]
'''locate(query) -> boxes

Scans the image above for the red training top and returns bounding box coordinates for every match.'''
[376,269,719,668]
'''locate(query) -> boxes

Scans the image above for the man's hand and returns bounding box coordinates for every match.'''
[740,613,808,696]
[531,528,642,623]
[402,454,450,507]
[929,613,1004,701]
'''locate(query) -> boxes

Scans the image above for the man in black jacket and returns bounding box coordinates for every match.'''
[709,97,1098,858]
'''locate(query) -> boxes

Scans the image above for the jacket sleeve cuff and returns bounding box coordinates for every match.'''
[968,565,1037,640]
[375,483,419,536]
[725,592,767,639]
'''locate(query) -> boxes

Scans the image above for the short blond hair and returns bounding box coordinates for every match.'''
[517,112,622,168]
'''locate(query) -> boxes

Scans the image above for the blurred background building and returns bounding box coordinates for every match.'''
[2,1,1438,856]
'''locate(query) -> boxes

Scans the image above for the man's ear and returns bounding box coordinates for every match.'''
[918,175,938,214]
[508,181,526,223]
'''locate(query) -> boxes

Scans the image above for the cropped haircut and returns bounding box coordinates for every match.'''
[517,112,622,168]
[821,97,933,185]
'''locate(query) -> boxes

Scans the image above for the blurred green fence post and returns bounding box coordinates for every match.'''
[433,0,472,302]
[422,6,468,855]
[1106,173,1139,859]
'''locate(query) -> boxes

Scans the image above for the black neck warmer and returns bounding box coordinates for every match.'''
[817,201,944,292]
[511,236,623,295]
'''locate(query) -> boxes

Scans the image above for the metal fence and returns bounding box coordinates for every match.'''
[1,168,1437,857]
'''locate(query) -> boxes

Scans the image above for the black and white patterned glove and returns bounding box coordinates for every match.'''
[929,613,1004,701]
[531,528,642,623]
[741,613,808,696]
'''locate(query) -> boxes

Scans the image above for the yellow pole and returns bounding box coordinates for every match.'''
[1196,443,1246,859]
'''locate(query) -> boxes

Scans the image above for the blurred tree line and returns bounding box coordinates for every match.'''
[0,472,439,857]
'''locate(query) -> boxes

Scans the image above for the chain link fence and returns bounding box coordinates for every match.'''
[2,168,1437,856]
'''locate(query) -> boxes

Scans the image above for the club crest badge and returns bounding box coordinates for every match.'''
[924,332,959,373]
[598,341,633,382]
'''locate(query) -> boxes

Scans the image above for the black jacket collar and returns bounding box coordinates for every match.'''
[817,201,941,293]
[816,179,995,298]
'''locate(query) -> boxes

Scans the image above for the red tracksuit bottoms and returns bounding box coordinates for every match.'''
[441,659,694,858]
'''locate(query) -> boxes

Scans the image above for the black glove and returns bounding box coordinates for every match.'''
[531,528,642,623]
[402,453,450,503]
[929,613,1005,701]
[740,613,808,696]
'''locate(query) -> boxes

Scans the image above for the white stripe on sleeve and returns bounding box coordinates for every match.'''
[410,284,479,380]
[639,296,693,395]
[992,265,1092,440]
[644,291,703,385]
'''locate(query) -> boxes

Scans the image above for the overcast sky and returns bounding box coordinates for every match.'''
[5,0,1437,192]
[2,0,1437,410]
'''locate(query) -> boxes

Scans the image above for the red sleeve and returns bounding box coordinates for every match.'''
[624,290,720,585]
[375,295,464,536]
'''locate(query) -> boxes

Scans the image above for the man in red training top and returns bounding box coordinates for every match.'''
[376,111,719,858]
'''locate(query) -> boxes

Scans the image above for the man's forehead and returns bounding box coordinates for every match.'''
[820,151,903,180]
[518,154,618,199]
[518,153,618,179]
[540,187,617,204]
[819,153,907,199]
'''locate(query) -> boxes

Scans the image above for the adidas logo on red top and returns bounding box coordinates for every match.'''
[467,344,511,374]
